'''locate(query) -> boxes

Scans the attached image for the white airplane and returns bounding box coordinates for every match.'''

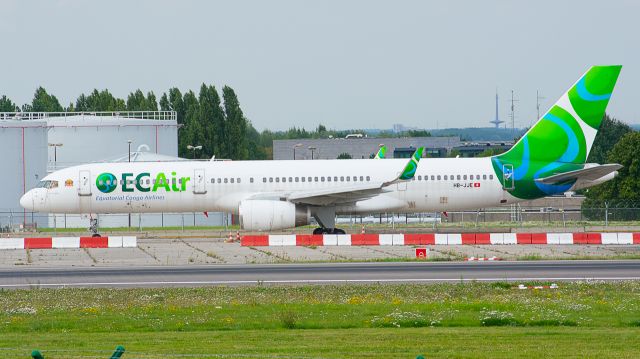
[21,66,623,235]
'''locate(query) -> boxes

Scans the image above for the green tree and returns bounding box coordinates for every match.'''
[222,86,247,160]
[0,95,16,112]
[337,152,352,159]
[126,90,157,111]
[31,87,63,112]
[246,122,268,160]
[583,132,640,219]
[76,89,126,111]
[198,84,226,158]
[181,91,203,158]
[587,114,633,164]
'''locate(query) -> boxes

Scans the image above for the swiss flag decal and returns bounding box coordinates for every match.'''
[474,182,481,187]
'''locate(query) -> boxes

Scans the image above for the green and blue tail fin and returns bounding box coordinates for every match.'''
[492,65,622,199]
[374,145,387,159]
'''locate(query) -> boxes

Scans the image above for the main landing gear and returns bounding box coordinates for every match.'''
[310,207,345,235]
[312,227,346,235]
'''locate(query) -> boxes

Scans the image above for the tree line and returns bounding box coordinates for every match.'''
[1,87,432,160]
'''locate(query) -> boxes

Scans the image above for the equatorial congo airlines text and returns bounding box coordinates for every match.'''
[94,171,190,201]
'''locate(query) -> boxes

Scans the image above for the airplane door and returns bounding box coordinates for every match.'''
[502,164,514,190]
[397,182,407,191]
[193,169,207,194]
[78,170,92,196]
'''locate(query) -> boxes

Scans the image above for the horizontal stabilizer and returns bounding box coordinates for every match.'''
[534,163,622,184]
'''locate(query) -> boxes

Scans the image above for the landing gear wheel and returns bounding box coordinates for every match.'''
[312,228,346,235]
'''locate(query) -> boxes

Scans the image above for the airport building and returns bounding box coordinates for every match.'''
[273,136,461,160]
[0,111,229,231]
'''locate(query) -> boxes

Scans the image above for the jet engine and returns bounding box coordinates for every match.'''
[239,200,310,231]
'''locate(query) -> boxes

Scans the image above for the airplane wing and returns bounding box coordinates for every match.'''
[534,163,622,184]
[247,147,424,206]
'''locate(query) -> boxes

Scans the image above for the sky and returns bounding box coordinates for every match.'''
[1,0,638,131]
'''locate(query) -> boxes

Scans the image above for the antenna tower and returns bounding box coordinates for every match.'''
[509,90,519,131]
[490,90,504,128]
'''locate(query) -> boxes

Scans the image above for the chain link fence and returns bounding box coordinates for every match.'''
[1,201,638,233]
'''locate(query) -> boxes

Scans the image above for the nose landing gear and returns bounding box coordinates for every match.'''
[89,217,101,237]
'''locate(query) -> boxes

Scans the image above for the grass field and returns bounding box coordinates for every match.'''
[1,282,640,358]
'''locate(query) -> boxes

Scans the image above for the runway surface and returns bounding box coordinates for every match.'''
[1,260,639,288]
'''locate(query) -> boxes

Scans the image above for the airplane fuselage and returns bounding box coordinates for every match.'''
[23,157,512,216]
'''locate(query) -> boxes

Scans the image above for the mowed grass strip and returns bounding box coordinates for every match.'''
[1,328,639,359]
[1,282,639,358]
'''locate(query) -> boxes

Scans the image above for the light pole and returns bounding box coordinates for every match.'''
[187,145,203,159]
[127,140,133,229]
[127,140,133,163]
[308,146,317,160]
[293,143,302,160]
[48,143,63,169]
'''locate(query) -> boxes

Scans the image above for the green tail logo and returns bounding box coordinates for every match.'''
[492,65,622,199]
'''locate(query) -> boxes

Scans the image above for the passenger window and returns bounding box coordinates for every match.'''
[269,177,273,183]
[431,175,435,180]
[334,176,338,182]
[463,175,467,180]
[437,175,441,180]
[301,177,305,182]
[321,177,325,182]
[295,177,299,182]
[444,175,448,180]
[340,176,344,181]
[308,177,312,182]
[457,175,461,180]
[282,177,286,182]
[230,178,235,183]
[224,178,228,183]
[360,176,364,181]
[275,177,280,183]
[262,177,266,183]
[418,175,422,180]
[489,174,494,180]
[346,177,350,182]
[250,178,254,183]
[314,177,318,182]
[483,174,487,180]
[289,177,293,182]
[327,177,332,182]
[366,176,370,181]
[476,175,480,180]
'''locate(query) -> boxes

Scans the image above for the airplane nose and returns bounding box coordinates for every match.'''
[20,191,33,211]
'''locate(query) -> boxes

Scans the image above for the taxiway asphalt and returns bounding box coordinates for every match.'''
[1,260,639,288]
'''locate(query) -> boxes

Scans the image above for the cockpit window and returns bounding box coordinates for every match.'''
[36,180,59,189]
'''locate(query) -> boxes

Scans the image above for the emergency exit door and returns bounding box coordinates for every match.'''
[502,164,514,190]
[78,170,92,196]
[193,169,207,194]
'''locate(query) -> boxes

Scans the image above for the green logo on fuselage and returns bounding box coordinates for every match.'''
[96,172,191,194]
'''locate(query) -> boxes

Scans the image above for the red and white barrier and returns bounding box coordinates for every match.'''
[0,236,137,250]
[241,232,640,246]
[465,256,502,261]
